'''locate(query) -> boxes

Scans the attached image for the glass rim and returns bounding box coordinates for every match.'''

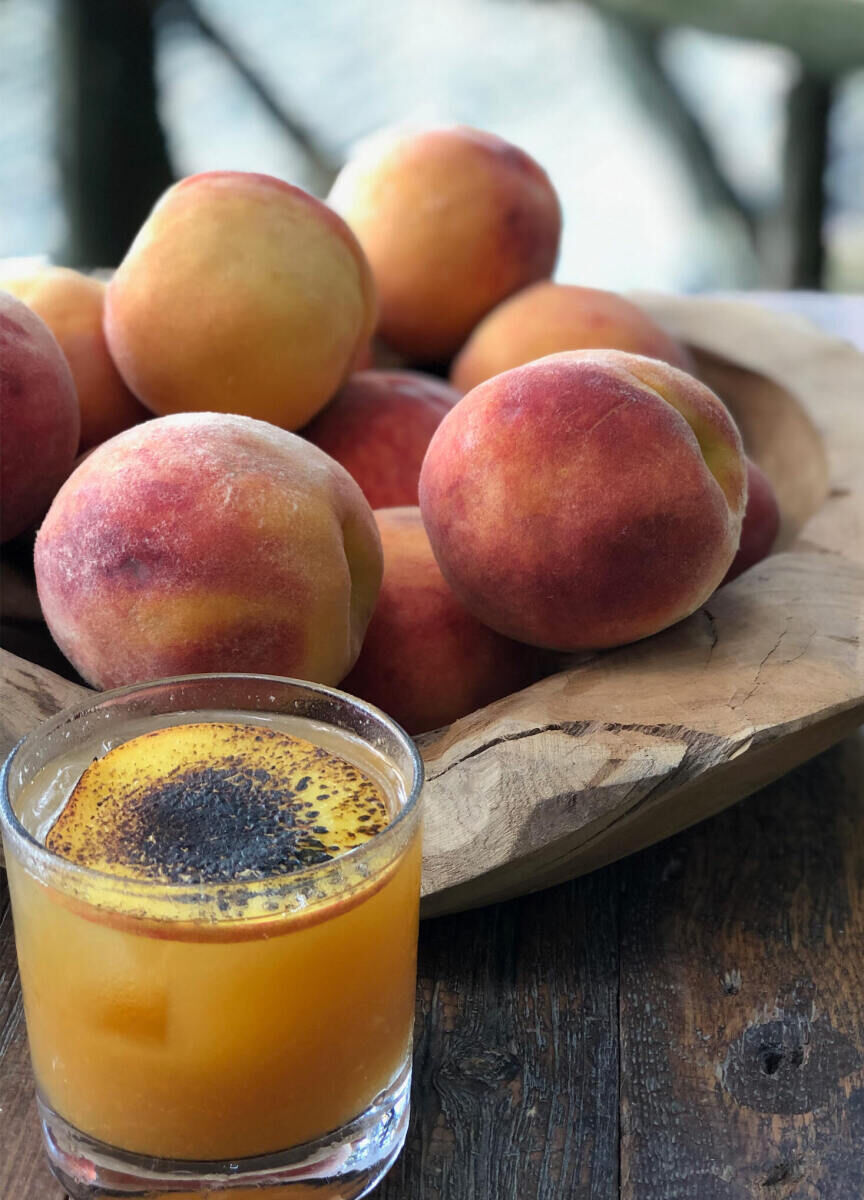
[0,672,424,906]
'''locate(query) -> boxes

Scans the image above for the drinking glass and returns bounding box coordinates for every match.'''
[0,674,423,1198]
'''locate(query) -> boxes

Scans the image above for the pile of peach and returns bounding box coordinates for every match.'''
[1,126,780,735]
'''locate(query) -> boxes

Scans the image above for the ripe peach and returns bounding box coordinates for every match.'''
[302,369,459,509]
[342,508,539,734]
[1,291,79,542]
[34,413,382,688]
[350,340,375,372]
[419,350,747,651]
[721,458,780,585]
[2,267,149,451]
[451,282,694,391]
[368,337,410,371]
[104,172,377,430]
[329,126,561,361]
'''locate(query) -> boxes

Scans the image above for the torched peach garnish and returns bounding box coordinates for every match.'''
[47,722,390,890]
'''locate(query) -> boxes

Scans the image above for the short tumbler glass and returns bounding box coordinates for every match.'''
[0,674,423,1198]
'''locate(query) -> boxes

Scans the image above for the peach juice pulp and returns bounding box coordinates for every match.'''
[4,706,422,1163]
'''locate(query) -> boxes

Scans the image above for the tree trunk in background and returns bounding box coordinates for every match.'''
[56,0,174,268]
[783,72,832,289]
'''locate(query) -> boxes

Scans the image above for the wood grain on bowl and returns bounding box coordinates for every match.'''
[2,299,862,916]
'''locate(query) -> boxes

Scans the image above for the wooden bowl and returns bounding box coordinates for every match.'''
[3,297,863,916]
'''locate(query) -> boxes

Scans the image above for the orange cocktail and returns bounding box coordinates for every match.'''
[0,675,423,1198]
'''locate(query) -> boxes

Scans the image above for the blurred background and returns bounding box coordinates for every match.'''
[1,0,863,294]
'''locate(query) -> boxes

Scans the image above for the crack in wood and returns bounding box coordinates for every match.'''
[731,627,789,712]
[425,718,713,783]
[425,723,584,781]
[703,607,719,664]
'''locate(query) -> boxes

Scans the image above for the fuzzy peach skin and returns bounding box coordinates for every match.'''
[1,292,80,542]
[721,458,780,585]
[450,282,694,391]
[34,412,382,688]
[419,350,747,651]
[342,508,539,734]
[328,126,561,361]
[1,267,149,451]
[104,172,377,430]
[303,369,459,509]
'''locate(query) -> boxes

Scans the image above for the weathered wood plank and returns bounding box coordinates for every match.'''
[379,870,620,1199]
[619,731,864,1198]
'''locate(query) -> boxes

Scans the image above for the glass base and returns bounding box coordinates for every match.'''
[39,1062,410,1198]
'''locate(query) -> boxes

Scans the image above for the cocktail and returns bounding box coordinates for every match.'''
[0,674,423,1198]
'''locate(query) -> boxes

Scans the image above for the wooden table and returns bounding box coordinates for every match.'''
[2,295,862,1198]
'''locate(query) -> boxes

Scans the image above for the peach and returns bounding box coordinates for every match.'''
[419,350,747,651]
[302,369,459,509]
[104,172,377,430]
[721,458,780,585]
[329,126,561,361]
[1,267,149,451]
[350,340,375,372]
[342,508,539,734]
[1,291,79,542]
[34,412,382,689]
[368,337,410,371]
[451,282,694,391]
